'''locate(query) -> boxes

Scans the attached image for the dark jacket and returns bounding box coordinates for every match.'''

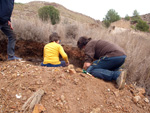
[84,40,126,63]
[0,0,14,24]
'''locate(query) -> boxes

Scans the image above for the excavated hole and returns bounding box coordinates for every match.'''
[0,39,84,67]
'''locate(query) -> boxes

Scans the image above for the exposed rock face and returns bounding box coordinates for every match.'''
[141,13,150,23]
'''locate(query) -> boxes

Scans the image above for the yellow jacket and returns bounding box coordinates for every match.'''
[43,42,68,65]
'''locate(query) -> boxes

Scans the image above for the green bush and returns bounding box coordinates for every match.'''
[125,14,130,21]
[131,16,142,24]
[136,20,149,32]
[38,6,60,25]
[103,20,110,28]
[103,9,120,27]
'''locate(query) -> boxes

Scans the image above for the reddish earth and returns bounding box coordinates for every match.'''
[0,39,150,113]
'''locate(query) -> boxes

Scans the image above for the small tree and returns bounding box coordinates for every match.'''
[136,20,149,32]
[103,20,110,28]
[131,10,142,24]
[125,14,130,21]
[38,6,60,25]
[103,9,120,27]
[133,10,139,17]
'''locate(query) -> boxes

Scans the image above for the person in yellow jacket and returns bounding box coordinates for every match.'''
[41,32,69,67]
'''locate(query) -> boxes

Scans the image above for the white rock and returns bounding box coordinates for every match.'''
[144,98,149,103]
[16,93,22,99]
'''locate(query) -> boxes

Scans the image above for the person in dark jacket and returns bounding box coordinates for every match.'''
[77,36,127,89]
[0,0,22,60]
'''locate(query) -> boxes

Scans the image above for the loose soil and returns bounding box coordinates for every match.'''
[0,39,150,113]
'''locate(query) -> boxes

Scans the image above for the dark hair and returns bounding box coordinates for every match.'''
[49,32,60,42]
[77,36,91,49]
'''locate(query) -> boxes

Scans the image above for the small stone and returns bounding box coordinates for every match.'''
[36,81,41,85]
[21,87,26,90]
[17,73,20,76]
[69,69,76,74]
[113,90,120,97]
[10,109,14,112]
[132,96,141,103]
[52,87,56,91]
[21,74,24,77]
[74,79,79,85]
[80,73,86,77]
[144,98,149,103]
[68,64,74,70]
[10,106,16,109]
[77,98,80,101]
[61,95,65,101]
[41,80,44,83]
[56,97,60,101]
[90,108,101,113]
[115,105,121,109]
[16,93,22,99]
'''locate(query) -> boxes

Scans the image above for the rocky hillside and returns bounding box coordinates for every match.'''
[141,13,150,23]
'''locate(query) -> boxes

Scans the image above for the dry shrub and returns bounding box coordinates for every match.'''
[65,25,78,39]
[12,17,107,46]
[12,18,51,43]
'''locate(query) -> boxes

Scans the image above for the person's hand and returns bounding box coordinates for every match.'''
[83,62,91,70]
[8,21,13,30]
[66,61,70,66]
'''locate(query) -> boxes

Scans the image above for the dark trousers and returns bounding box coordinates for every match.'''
[87,55,126,81]
[0,22,16,57]
[41,61,66,67]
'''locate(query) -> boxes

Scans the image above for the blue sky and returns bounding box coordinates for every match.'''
[15,0,150,21]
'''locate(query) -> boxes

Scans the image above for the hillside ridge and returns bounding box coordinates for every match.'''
[14,1,99,25]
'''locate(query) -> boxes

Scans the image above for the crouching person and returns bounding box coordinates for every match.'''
[77,36,127,89]
[41,32,69,67]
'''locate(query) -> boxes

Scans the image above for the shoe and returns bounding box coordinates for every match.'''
[8,56,22,61]
[116,69,127,90]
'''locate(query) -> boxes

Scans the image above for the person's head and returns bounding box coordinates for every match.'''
[77,36,91,49]
[49,32,61,43]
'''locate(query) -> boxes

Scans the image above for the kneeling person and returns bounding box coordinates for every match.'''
[77,36,127,89]
[41,33,69,67]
